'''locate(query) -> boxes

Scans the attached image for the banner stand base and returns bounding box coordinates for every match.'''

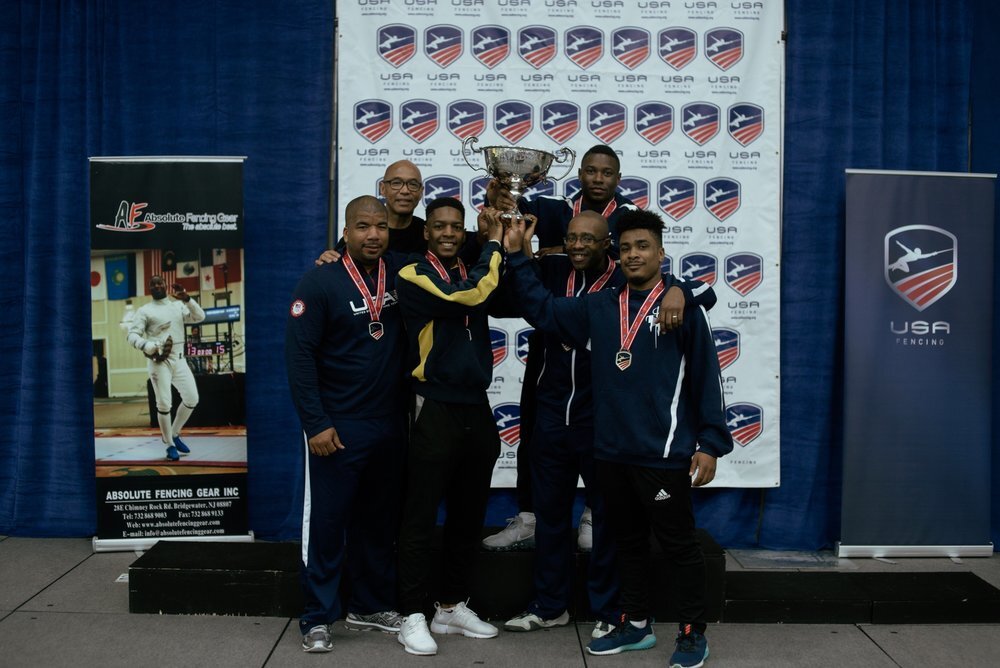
[92,532,255,553]
[836,542,994,559]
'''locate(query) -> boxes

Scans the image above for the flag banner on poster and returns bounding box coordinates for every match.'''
[90,157,250,550]
[840,170,995,557]
[337,1,783,487]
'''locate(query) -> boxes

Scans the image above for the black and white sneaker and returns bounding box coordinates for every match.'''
[301,624,332,653]
[345,610,403,633]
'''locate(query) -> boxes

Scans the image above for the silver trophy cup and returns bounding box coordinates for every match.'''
[461,136,576,220]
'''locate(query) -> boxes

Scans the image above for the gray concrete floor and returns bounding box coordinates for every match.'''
[2,535,999,667]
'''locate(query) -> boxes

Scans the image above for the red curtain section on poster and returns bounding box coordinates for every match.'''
[336,1,783,487]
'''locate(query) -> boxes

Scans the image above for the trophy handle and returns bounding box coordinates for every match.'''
[548,147,577,181]
[461,136,487,173]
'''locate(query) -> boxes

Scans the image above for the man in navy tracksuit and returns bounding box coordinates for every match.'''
[505,209,733,668]
[285,196,408,652]
[393,197,507,656]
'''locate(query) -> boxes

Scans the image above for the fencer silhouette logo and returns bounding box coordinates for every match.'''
[97,200,155,232]
[611,27,650,70]
[470,176,491,212]
[540,101,580,144]
[657,177,696,221]
[728,103,764,146]
[727,402,762,447]
[587,101,627,143]
[518,26,557,69]
[660,255,673,276]
[490,327,508,367]
[658,27,697,70]
[447,100,486,140]
[424,25,463,68]
[494,100,533,144]
[400,99,439,143]
[681,102,720,146]
[725,252,763,296]
[713,327,740,370]
[471,26,510,69]
[705,27,744,70]
[704,177,741,221]
[884,225,957,312]
[377,24,416,67]
[680,252,718,286]
[515,328,532,365]
[564,26,604,70]
[618,177,649,209]
[421,175,462,207]
[493,403,521,447]
[635,102,674,145]
[354,100,392,143]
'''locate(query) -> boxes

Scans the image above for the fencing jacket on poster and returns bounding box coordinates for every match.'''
[508,250,733,469]
[396,239,505,404]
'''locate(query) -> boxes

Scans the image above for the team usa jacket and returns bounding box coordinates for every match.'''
[527,253,718,430]
[396,239,505,404]
[518,192,638,248]
[508,251,733,469]
[285,255,407,438]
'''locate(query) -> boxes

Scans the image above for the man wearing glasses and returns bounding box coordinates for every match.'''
[380,160,429,254]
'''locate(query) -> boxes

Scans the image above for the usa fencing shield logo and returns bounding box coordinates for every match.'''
[728,103,764,146]
[705,28,743,70]
[400,99,439,143]
[727,402,762,446]
[354,100,392,143]
[704,177,740,221]
[587,101,627,143]
[635,102,673,145]
[490,327,508,367]
[541,101,580,144]
[611,27,650,70]
[421,175,462,207]
[680,252,717,286]
[657,177,696,221]
[471,26,510,69]
[564,178,581,199]
[658,27,697,70]
[681,102,720,146]
[523,181,556,200]
[660,255,673,276]
[884,225,957,312]
[494,100,533,144]
[470,176,491,212]
[515,328,533,365]
[494,403,521,447]
[447,100,486,140]
[713,328,740,370]
[618,177,649,209]
[518,26,557,69]
[725,253,763,296]
[377,25,417,67]
[565,26,604,69]
[424,25,463,68]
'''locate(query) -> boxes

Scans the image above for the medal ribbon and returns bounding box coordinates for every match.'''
[425,251,470,327]
[566,257,617,297]
[618,282,666,353]
[572,196,618,219]
[342,253,386,325]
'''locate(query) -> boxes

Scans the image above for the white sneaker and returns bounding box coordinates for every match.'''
[577,507,593,551]
[430,601,498,638]
[592,620,616,638]
[301,624,332,652]
[504,609,570,632]
[482,512,536,550]
[398,613,438,656]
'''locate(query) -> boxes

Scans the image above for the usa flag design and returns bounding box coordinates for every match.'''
[424,25,463,68]
[377,25,417,67]
[471,26,510,69]
[354,100,392,143]
[884,225,957,312]
[704,177,741,221]
[494,403,522,447]
[518,26,557,69]
[681,102,720,145]
[447,100,486,140]
[564,26,604,70]
[400,99,439,143]
[634,102,673,145]
[587,101,627,143]
[727,402,762,446]
[494,100,533,144]
[541,101,580,144]
[728,103,764,146]
[724,253,763,296]
[705,27,743,70]
[657,177,696,221]
[658,27,697,70]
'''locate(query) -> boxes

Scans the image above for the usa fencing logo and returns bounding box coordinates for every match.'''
[522,181,556,200]
[658,27,697,70]
[490,327,508,366]
[564,177,581,199]
[727,402,762,447]
[657,177,696,221]
[713,328,740,370]
[421,175,462,207]
[611,27,650,70]
[470,176,491,212]
[705,28,743,70]
[704,177,740,221]
[377,25,416,67]
[518,26,557,69]
[884,225,957,312]
[515,328,533,365]
[588,101,627,143]
[541,101,580,144]
[565,26,604,69]
[680,252,717,286]
[660,255,673,276]
[494,403,521,447]
[494,100,533,144]
[400,99,439,143]
[618,177,649,209]
[447,100,486,140]
[725,252,763,296]
[471,26,510,69]
[635,102,673,145]
[681,102,720,145]
[424,25,463,68]
[354,100,392,143]
[728,103,764,146]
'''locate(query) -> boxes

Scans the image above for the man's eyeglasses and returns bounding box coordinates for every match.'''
[564,233,606,245]
[385,178,423,192]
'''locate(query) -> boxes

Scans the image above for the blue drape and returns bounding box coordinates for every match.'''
[0,0,993,549]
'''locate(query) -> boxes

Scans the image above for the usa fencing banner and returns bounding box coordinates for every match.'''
[840,170,995,557]
[90,157,251,551]
[336,1,784,487]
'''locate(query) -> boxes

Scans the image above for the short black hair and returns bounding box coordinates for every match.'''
[615,208,664,239]
[581,144,620,172]
[345,195,386,225]
[425,196,465,220]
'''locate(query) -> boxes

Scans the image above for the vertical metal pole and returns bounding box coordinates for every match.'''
[328,8,339,250]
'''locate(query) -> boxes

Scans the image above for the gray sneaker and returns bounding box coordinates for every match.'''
[302,624,332,652]
[504,609,570,632]
[345,610,403,633]
[482,512,536,550]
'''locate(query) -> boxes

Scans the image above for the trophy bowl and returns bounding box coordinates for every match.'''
[462,137,576,220]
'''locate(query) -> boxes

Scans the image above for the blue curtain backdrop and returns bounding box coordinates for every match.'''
[0,0,995,549]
